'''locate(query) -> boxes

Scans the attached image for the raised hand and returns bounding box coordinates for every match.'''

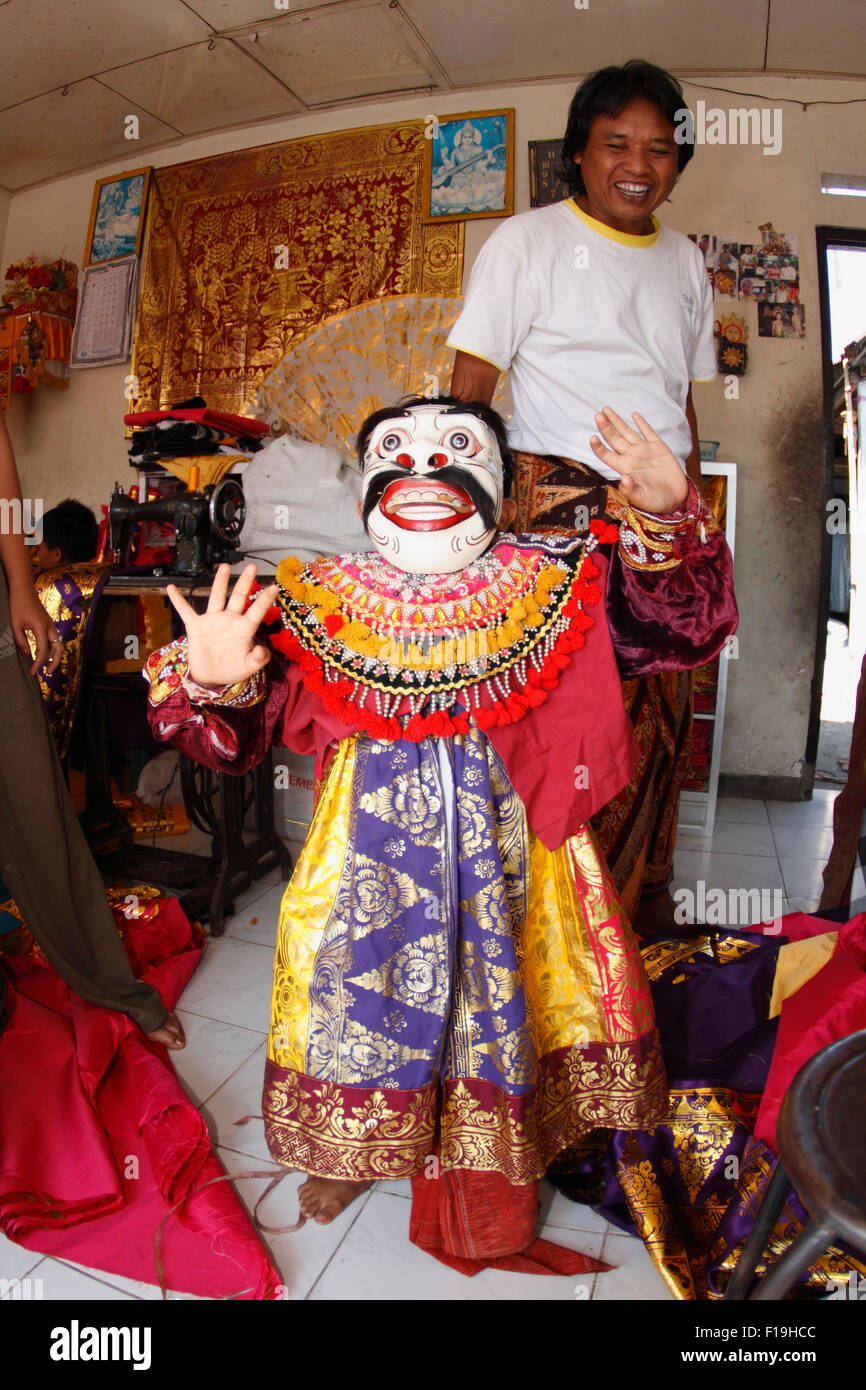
[166,563,279,689]
[590,408,690,516]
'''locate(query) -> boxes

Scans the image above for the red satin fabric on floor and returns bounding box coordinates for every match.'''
[754,910,866,1151]
[409,1165,610,1277]
[0,896,282,1300]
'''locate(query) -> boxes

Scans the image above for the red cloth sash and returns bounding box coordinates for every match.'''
[409,1163,610,1278]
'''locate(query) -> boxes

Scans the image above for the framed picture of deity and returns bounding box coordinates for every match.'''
[84,168,152,266]
[422,110,514,223]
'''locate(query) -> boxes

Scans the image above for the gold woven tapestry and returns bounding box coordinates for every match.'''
[131,121,464,417]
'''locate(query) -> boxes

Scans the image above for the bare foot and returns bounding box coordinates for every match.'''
[298,1175,371,1225]
[145,1010,186,1050]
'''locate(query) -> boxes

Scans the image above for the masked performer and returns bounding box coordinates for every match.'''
[144,396,736,1263]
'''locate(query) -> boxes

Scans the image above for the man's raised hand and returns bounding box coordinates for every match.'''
[590,408,690,516]
[165,563,279,689]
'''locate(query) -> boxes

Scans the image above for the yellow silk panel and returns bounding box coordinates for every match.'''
[268,737,358,1073]
[523,825,656,1054]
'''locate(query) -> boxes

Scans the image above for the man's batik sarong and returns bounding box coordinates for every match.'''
[513,450,694,919]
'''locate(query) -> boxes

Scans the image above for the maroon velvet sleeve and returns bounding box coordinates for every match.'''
[605,496,739,679]
[146,646,352,775]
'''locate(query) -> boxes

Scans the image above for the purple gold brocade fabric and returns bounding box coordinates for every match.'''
[263,728,666,1185]
[28,564,111,760]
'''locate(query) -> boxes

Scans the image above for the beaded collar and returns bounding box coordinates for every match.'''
[261,526,617,742]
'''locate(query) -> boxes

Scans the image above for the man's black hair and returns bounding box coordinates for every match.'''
[560,58,693,198]
[356,394,514,498]
[41,498,98,563]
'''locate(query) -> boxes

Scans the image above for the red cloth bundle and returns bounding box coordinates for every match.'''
[0,895,282,1299]
[123,407,269,437]
[754,911,866,1150]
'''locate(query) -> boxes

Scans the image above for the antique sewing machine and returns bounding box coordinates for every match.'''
[108,476,246,576]
[85,476,288,931]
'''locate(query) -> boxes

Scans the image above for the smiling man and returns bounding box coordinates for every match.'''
[448,59,716,939]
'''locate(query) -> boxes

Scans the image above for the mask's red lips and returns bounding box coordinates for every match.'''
[379,477,476,532]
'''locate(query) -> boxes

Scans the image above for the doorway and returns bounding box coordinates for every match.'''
[808,228,866,789]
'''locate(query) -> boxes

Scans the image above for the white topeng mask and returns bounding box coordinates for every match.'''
[360,403,505,575]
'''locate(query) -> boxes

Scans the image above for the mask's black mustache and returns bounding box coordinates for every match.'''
[362,465,498,532]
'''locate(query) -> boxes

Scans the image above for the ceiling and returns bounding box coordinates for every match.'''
[2,0,865,191]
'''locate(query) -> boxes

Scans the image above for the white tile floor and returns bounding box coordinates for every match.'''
[0,790,838,1301]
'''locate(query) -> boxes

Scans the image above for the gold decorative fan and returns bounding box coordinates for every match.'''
[245,294,513,457]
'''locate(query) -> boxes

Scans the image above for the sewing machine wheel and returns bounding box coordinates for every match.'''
[209,478,245,543]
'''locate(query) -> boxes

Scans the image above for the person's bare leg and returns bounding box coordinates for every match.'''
[144,1010,186,1049]
[298,1176,371,1224]
[632,887,681,938]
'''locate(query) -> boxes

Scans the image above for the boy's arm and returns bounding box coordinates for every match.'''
[146,564,356,772]
[684,387,703,490]
[0,414,62,674]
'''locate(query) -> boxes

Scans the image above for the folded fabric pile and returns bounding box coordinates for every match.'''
[548,912,866,1299]
[124,396,270,485]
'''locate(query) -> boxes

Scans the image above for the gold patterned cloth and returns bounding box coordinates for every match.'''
[263,726,666,1185]
[549,931,866,1299]
[28,563,112,760]
[131,122,463,418]
[144,509,736,1206]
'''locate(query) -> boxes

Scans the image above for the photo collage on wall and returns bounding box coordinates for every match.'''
[688,226,805,338]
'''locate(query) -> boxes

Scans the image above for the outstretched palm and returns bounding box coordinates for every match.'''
[590,408,690,516]
[166,563,279,689]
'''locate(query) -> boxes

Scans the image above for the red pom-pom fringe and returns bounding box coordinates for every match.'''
[267,555,601,740]
[589,519,620,544]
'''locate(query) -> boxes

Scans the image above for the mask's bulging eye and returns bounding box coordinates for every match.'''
[376,428,411,457]
[444,428,480,456]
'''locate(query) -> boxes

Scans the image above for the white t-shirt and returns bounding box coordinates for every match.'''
[448,199,717,478]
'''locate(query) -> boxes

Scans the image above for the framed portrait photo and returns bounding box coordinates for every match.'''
[423,110,514,223]
[84,168,152,266]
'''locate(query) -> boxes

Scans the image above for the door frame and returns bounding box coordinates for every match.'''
[805,225,866,790]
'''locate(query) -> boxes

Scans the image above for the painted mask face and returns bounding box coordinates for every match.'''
[361,404,505,574]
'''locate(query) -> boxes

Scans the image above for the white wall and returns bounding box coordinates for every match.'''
[4,73,866,784]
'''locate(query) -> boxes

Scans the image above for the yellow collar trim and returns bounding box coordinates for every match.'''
[275,552,568,668]
[567,199,660,248]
